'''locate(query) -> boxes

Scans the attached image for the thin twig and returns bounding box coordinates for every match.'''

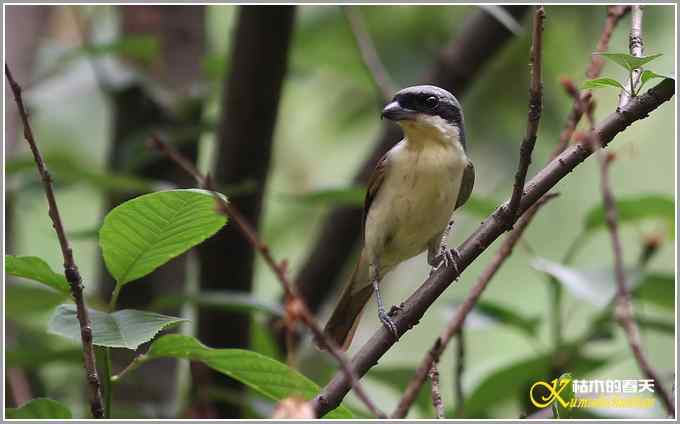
[582,99,675,417]
[391,194,558,418]
[342,6,396,101]
[5,64,105,419]
[506,6,545,225]
[429,361,445,419]
[618,5,644,108]
[312,77,674,418]
[148,135,386,418]
[453,329,465,416]
[555,5,629,156]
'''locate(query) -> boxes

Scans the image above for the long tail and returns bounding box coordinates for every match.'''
[320,251,372,351]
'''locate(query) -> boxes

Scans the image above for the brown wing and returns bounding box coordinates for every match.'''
[455,160,475,210]
[361,153,388,239]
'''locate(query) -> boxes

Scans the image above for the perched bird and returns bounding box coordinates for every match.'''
[322,85,474,350]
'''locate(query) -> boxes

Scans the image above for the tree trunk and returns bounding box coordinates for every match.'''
[195,5,296,418]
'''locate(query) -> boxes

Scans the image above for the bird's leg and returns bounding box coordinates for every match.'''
[370,264,399,340]
[429,219,461,278]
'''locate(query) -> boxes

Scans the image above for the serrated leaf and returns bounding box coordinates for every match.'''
[582,78,625,90]
[5,255,70,294]
[6,398,72,419]
[531,258,641,307]
[100,189,227,285]
[48,304,187,349]
[368,367,434,417]
[142,334,352,419]
[596,52,663,71]
[638,70,667,91]
[584,195,674,239]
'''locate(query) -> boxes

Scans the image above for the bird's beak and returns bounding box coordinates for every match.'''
[381,101,417,121]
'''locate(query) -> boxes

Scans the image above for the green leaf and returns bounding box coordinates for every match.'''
[6,398,72,419]
[150,291,284,317]
[5,255,70,294]
[531,258,641,307]
[634,315,674,334]
[461,349,608,417]
[48,304,187,350]
[638,70,667,91]
[473,300,539,337]
[100,189,227,285]
[5,284,70,319]
[84,35,160,63]
[142,334,352,419]
[584,195,674,239]
[596,52,663,71]
[633,272,674,310]
[368,367,434,417]
[582,78,625,90]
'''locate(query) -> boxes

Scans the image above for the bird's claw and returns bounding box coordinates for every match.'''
[430,247,461,279]
[378,310,399,340]
[388,303,404,317]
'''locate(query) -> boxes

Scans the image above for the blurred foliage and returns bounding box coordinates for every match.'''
[5,4,675,419]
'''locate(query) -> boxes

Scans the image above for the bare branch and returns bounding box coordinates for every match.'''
[5,65,105,419]
[506,6,545,224]
[453,329,465,416]
[311,77,675,418]
[429,362,445,419]
[343,6,396,101]
[290,6,531,328]
[391,193,558,418]
[582,99,675,417]
[148,136,386,418]
[618,5,644,108]
[555,5,629,156]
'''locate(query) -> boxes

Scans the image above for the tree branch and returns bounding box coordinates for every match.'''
[555,5,629,156]
[311,77,675,418]
[506,6,545,224]
[343,6,396,101]
[583,97,675,417]
[5,65,105,419]
[453,328,465,416]
[149,136,386,418]
[429,361,445,419]
[391,193,557,418]
[618,5,644,108]
[290,5,530,334]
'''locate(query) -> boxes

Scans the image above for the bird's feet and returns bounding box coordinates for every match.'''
[378,308,399,340]
[430,246,462,279]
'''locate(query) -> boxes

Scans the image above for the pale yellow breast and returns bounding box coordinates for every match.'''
[364,138,466,274]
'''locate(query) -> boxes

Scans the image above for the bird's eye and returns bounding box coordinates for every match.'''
[424,96,439,109]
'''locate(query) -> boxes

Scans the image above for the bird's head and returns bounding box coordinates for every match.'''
[382,85,465,149]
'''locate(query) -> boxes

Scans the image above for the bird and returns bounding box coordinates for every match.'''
[321,85,474,351]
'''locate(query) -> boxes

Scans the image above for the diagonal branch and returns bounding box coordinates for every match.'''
[5,65,105,419]
[148,136,386,418]
[311,77,675,418]
[582,97,675,417]
[343,6,396,101]
[506,6,545,224]
[392,193,557,418]
[429,361,445,419]
[290,6,531,327]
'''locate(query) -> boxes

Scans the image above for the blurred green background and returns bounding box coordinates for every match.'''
[5,4,675,419]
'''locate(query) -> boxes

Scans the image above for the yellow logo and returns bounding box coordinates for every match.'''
[529,377,572,408]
